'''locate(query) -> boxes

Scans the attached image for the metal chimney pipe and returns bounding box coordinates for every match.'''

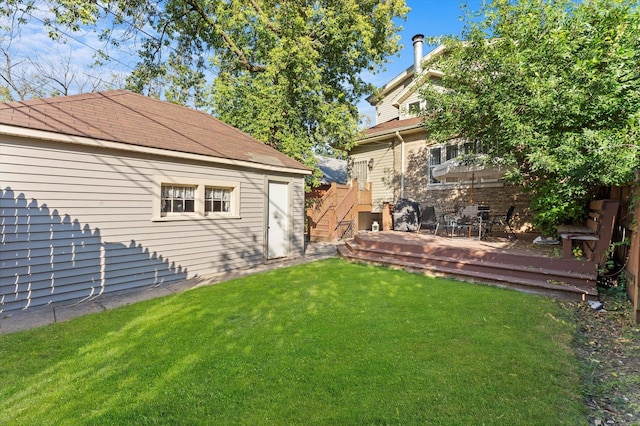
[412,34,425,74]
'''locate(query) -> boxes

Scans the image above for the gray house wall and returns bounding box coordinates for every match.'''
[1,136,306,312]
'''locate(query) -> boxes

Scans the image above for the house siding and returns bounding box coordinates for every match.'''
[393,134,427,200]
[375,77,411,124]
[1,136,305,312]
[351,131,534,229]
[349,139,395,212]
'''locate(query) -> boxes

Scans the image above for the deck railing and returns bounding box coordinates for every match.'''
[306,180,372,242]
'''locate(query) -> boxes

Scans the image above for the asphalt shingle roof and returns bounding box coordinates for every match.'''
[0,90,309,172]
[364,116,422,138]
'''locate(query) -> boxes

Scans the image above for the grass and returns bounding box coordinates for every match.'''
[0,258,585,424]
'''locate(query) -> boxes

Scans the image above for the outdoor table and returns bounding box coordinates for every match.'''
[442,212,488,240]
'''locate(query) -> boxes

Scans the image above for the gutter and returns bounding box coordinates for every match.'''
[0,124,312,176]
[357,122,423,145]
[396,131,405,199]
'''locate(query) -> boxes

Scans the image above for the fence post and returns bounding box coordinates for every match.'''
[382,202,393,231]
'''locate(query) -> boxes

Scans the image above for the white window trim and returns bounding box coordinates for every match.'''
[152,175,240,221]
[400,100,426,119]
[426,143,504,189]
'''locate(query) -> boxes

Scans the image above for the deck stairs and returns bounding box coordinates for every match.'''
[338,232,599,301]
[307,180,372,242]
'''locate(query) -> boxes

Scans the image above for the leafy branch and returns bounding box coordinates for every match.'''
[184,0,266,73]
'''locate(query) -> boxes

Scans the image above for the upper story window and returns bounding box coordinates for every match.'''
[463,142,477,154]
[153,176,240,221]
[427,141,502,188]
[349,159,369,183]
[428,147,442,184]
[400,100,424,119]
[446,144,458,161]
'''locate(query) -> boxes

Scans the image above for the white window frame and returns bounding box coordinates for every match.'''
[350,159,369,183]
[426,142,503,189]
[152,176,240,221]
[161,184,197,214]
[400,100,425,119]
[428,146,442,184]
[205,187,232,215]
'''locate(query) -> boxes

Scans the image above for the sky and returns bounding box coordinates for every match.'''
[3,0,482,120]
[357,0,482,124]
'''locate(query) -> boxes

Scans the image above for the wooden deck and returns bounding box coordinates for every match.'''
[338,231,599,301]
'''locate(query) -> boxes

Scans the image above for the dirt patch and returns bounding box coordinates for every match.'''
[571,294,640,425]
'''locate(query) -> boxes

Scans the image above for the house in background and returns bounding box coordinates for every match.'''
[316,155,348,187]
[305,155,372,242]
[0,90,311,312]
[349,35,532,231]
[305,155,348,203]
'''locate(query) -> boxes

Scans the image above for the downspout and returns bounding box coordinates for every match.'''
[396,131,405,199]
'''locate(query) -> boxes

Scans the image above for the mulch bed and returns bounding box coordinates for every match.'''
[572,294,640,425]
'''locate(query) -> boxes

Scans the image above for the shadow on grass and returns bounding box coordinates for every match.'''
[0,259,586,424]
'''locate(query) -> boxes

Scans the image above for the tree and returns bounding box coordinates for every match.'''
[0,3,124,101]
[420,0,640,235]
[0,48,122,100]
[12,0,409,179]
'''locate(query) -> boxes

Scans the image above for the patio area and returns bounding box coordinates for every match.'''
[338,229,600,301]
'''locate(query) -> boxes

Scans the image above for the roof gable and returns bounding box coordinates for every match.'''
[369,44,446,107]
[392,69,444,108]
[0,90,309,173]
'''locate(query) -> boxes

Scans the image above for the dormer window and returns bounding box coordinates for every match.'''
[399,100,423,119]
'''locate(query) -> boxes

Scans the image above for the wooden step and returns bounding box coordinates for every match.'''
[344,239,596,289]
[351,234,595,276]
[338,242,597,301]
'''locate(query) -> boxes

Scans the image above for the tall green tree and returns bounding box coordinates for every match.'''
[3,0,408,176]
[420,0,639,235]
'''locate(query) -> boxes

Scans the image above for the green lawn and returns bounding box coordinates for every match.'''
[0,258,585,425]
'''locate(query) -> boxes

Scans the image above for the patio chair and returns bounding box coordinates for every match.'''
[493,205,517,240]
[418,205,439,235]
[456,205,479,238]
[478,206,492,239]
[437,204,463,237]
[458,205,479,223]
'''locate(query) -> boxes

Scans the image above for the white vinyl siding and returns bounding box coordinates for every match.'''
[375,77,412,124]
[290,178,305,254]
[349,141,395,212]
[0,137,305,312]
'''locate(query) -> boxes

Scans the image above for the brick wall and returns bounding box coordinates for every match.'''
[396,143,534,231]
